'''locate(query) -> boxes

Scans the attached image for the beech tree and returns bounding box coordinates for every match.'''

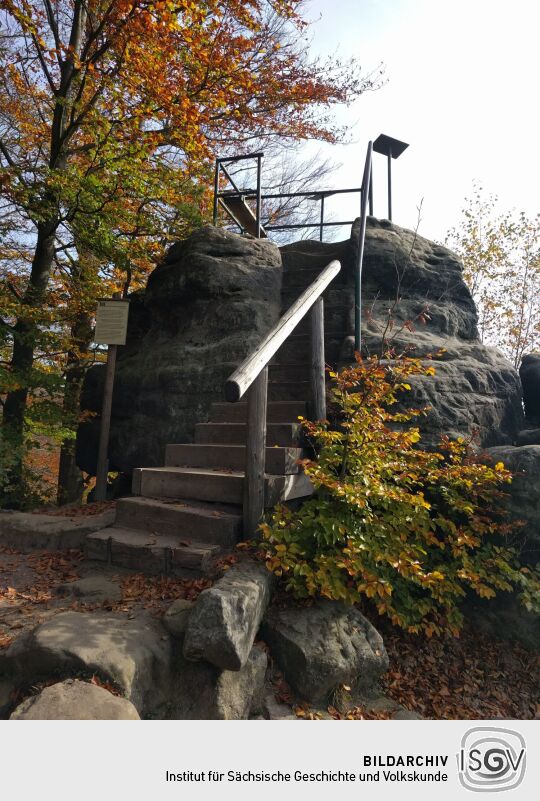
[0,0,380,506]
[446,186,540,368]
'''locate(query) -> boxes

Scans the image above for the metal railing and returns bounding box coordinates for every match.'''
[222,144,374,535]
[213,148,374,242]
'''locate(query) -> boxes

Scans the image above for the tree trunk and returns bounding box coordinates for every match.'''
[57,311,93,506]
[1,221,57,507]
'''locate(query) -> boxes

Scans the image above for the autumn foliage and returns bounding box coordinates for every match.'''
[261,355,540,635]
[0,0,379,506]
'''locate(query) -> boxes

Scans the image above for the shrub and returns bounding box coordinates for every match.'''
[260,355,540,635]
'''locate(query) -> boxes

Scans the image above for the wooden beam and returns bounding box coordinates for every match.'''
[225,259,341,402]
[310,297,326,420]
[243,366,268,538]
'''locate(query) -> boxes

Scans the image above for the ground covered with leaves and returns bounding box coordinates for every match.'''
[0,545,210,651]
[381,623,539,720]
[1,546,538,720]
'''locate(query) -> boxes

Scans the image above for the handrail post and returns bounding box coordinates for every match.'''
[213,159,220,225]
[256,154,263,238]
[311,297,326,420]
[319,196,325,242]
[243,366,268,537]
[355,141,373,353]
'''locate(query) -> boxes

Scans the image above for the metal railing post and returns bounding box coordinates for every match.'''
[311,297,326,420]
[355,141,373,353]
[319,196,325,242]
[243,366,268,537]
[387,146,393,221]
[256,155,262,238]
[213,160,220,225]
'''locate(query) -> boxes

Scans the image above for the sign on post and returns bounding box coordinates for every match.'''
[94,296,129,502]
[94,299,130,345]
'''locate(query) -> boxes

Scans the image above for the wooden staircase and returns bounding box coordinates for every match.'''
[86,257,351,577]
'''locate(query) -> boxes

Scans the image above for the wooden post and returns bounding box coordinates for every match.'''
[311,297,326,420]
[243,366,268,537]
[94,343,117,502]
[94,290,125,502]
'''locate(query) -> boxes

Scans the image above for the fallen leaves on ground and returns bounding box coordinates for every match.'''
[31,502,116,517]
[380,621,539,720]
[326,705,393,721]
[118,573,211,609]
[0,548,212,649]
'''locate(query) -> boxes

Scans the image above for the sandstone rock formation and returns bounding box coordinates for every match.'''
[353,219,523,447]
[0,611,172,717]
[10,679,140,720]
[484,444,540,563]
[77,226,282,473]
[183,561,273,670]
[77,219,524,473]
[520,353,540,424]
[261,601,389,704]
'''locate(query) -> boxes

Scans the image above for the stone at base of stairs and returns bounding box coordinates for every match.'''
[0,508,115,551]
[132,467,313,507]
[115,496,242,546]
[86,526,221,576]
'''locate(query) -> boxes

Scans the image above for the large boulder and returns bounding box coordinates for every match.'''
[467,594,540,653]
[484,445,540,563]
[0,611,172,717]
[77,226,282,473]
[10,679,140,720]
[55,575,122,604]
[77,218,523,469]
[170,645,267,719]
[261,601,388,704]
[183,562,273,670]
[280,220,523,448]
[520,353,540,424]
[351,219,524,448]
[163,599,194,639]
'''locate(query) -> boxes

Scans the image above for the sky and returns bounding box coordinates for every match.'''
[295,0,540,243]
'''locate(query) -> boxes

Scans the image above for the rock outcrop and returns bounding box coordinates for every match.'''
[77,226,282,474]
[484,445,540,563]
[10,679,141,720]
[0,611,172,717]
[261,601,388,704]
[520,353,540,424]
[183,562,273,670]
[77,218,524,471]
[352,219,524,447]
[171,645,267,720]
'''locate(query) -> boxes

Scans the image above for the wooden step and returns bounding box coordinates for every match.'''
[209,400,307,424]
[115,496,241,545]
[165,443,303,474]
[267,380,311,401]
[86,526,220,576]
[132,466,313,506]
[274,332,342,363]
[218,195,267,238]
[194,421,303,447]
[268,363,310,382]
[281,286,351,309]
[292,306,349,336]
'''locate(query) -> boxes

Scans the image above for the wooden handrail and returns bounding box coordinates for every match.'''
[224,258,340,537]
[225,259,341,403]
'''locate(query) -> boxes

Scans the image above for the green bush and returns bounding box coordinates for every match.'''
[260,355,540,635]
